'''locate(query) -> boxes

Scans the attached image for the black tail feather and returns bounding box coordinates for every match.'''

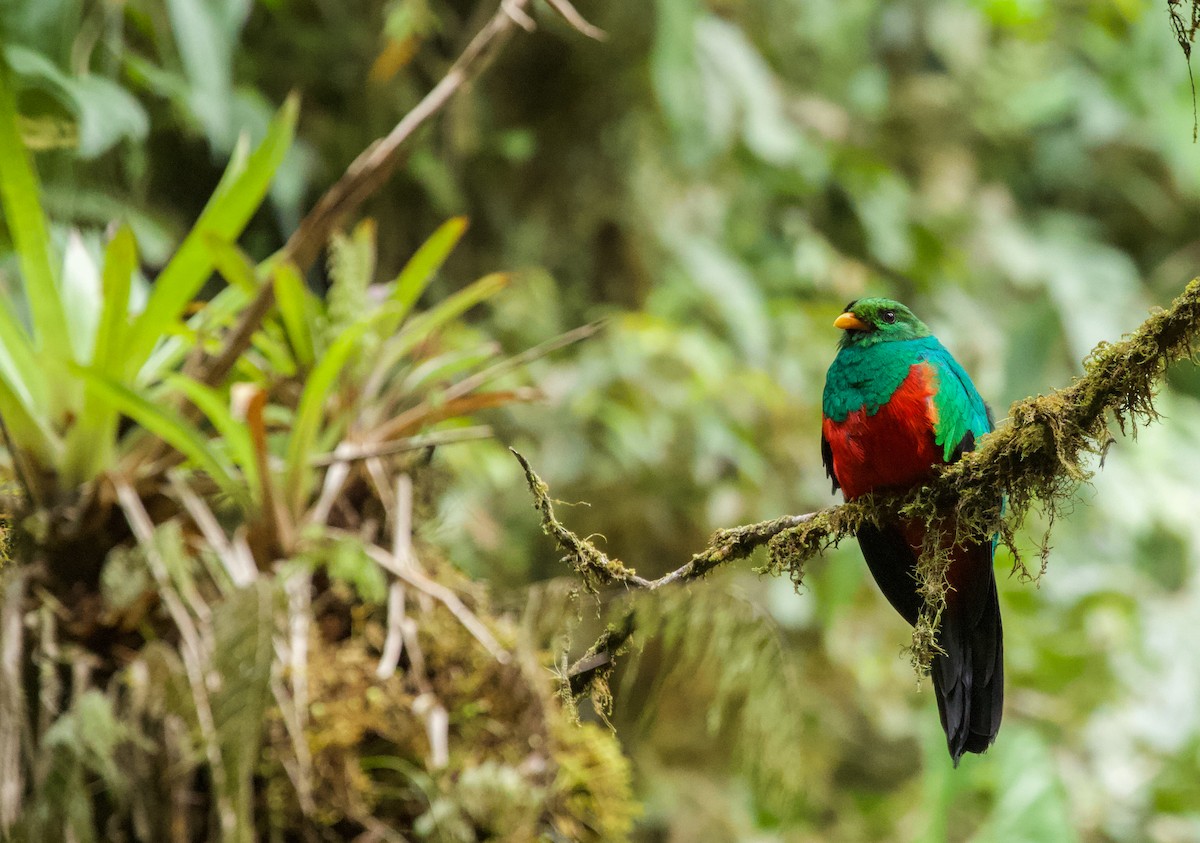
[857,524,1004,765]
[933,550,1004,765]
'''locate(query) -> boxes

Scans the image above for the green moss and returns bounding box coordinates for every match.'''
[272,594,639,839]
[546,717,638,841]
[512,448,645,593]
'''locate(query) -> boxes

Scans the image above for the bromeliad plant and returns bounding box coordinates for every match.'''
[0,33,632,836]
[86,211,520,560]
[0,51,523,567]
[0,58,297,522]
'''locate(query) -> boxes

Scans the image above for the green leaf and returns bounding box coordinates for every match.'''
[401,347,500,394]
[210,581,275,838]
[163,0,249,151]
[139,283,250,384]
[92,227,138,378]
[61,230,132,483]
[43,690,139,797]
[272,261,317,367]
[37,688,146,841]
[325,538,387,603]
[387,215,469,328]
[0,299,46,416]
[164,375,260,501]
[66,75,151,158]
[280,273,507,510]
[0,368,59,469]
[283,324,370,513]
[283,303,403,513]
[0,53,69,356]
[206,235,261,295]
[694,17,801,166]
[249,322,298,378]
[327,218,377,334]
[125,94,298,379]
[356,272,510,405]
[972,726,1079,843]
[391,272,510,359]
[60,231,102,363]
[41,184,175,266]
[76,366,245,504]
[4,44,149,158]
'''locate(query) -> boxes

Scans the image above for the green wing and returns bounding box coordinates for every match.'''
[921,342,993,463]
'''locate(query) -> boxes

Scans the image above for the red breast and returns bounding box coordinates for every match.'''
[822,363,940,500]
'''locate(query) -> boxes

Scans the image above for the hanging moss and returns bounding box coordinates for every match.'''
[512,449,645,594]
[560,609,637,724]
[1168,0,1200,138]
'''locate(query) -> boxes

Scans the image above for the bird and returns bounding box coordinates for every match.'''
[820,297,1003,765]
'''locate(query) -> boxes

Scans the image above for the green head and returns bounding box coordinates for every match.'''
[834,297,931,349]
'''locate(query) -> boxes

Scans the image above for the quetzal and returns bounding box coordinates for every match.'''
[821,297,1003,764]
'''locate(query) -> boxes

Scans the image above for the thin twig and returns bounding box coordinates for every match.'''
[377,474,414,679]
[501,0,537,31]
[311,426,493,467]
[34,603,60,747]
[543,0,607,40]
[365,458,398,526]
[339,530,509,663]
[352,815,411,843]
[165,714,192,842]
[284,0,532,271]
[403,617,449,770]
[637,512,820,588]
[430,322,602,407]
[364,322,600,446]
[367,476,450,770]
[367,387,541,444]
[523,278,1200,592]
[247,386,294,557]
[564,607,635,697]
[377,581,407,681]
[169,470,258,588]
[308,454,353,528]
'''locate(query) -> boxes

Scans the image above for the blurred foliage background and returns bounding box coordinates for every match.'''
[3,0,1200,839]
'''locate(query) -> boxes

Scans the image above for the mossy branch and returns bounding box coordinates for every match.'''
[518,278,1200,688]
[511,447,818,593]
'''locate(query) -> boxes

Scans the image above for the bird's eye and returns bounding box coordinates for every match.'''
[882,310,896,324]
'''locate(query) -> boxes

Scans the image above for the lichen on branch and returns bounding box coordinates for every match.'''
[517,278,1200,684]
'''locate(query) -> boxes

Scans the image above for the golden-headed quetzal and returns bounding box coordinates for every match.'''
[821,297,1003,765]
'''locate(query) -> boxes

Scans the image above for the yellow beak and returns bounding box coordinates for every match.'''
[834,312,869,331]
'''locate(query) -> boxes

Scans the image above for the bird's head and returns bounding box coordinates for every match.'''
[834,297,931,349]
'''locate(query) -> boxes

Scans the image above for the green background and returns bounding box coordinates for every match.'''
[4,0,1200,838]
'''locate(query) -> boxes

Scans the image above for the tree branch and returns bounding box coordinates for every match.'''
[512,445,819,591]
[517,277,1200,693]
